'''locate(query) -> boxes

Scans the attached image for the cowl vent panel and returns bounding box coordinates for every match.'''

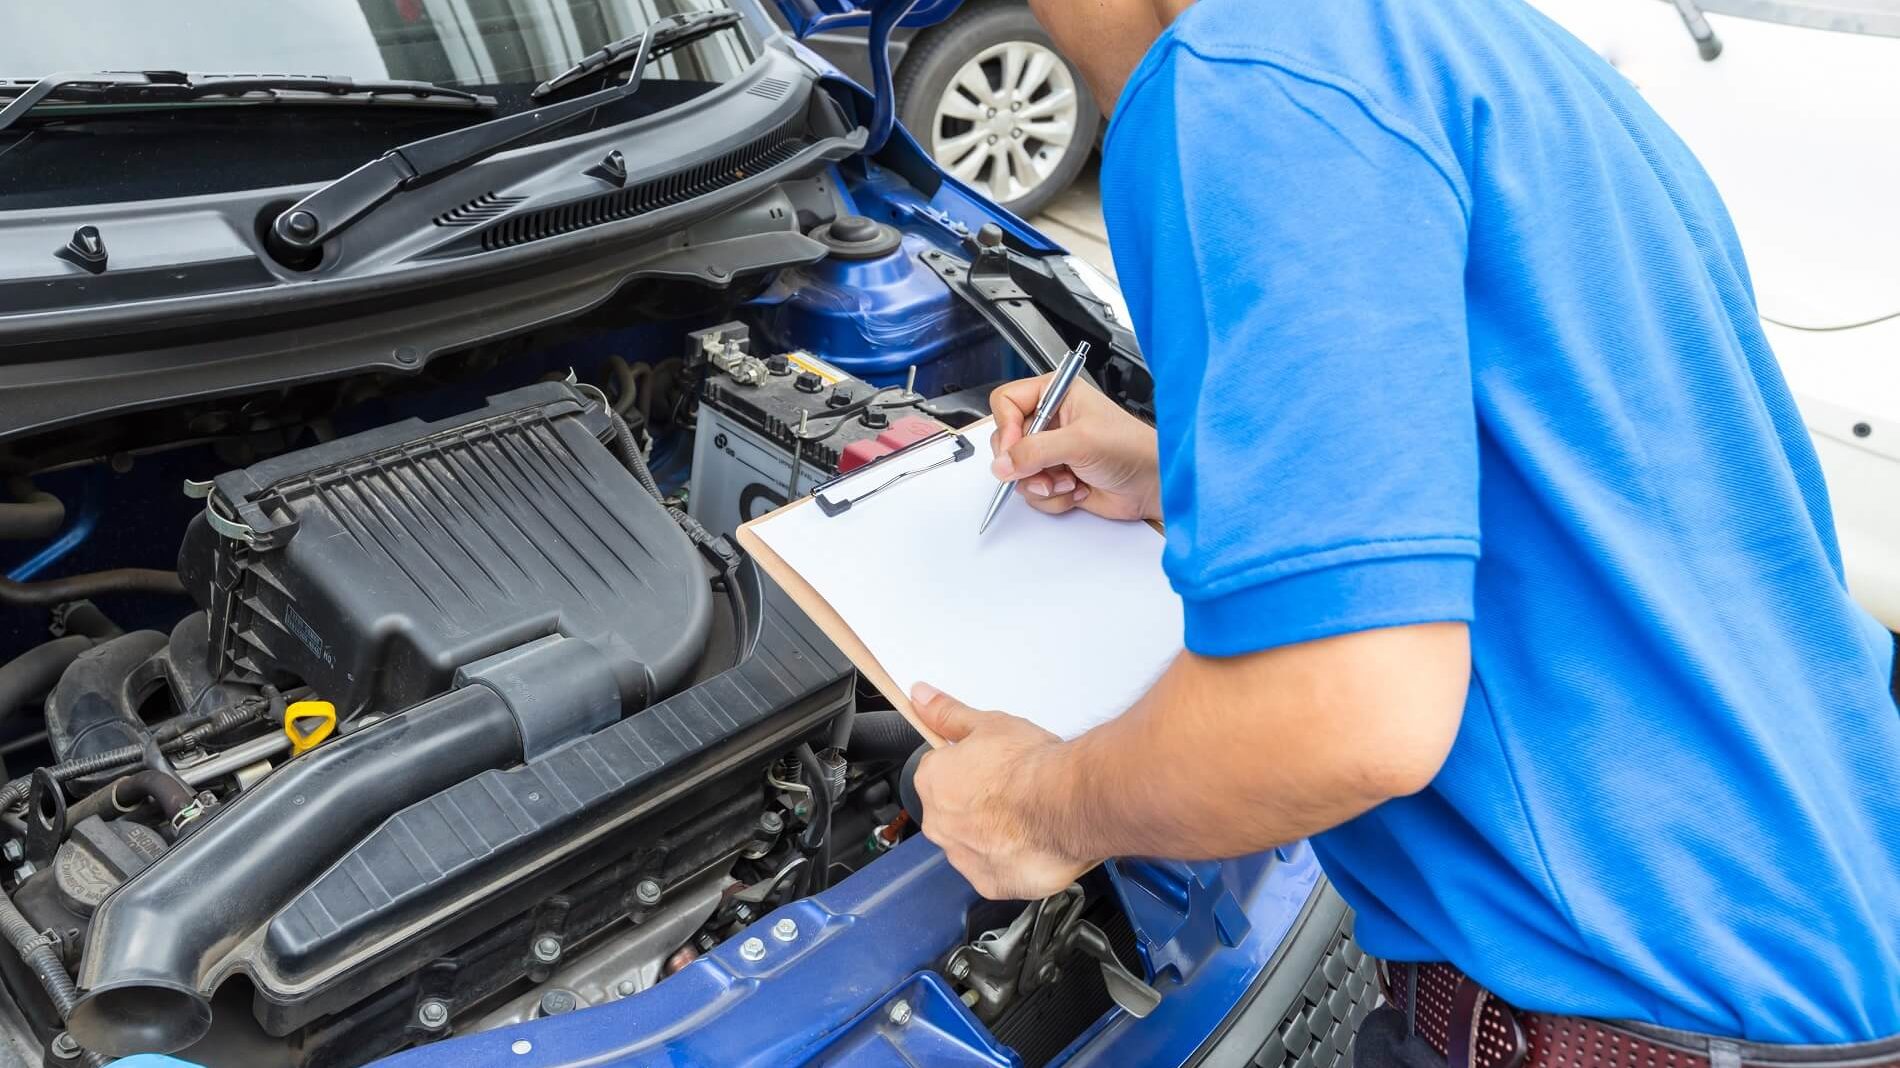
[478,134,810,252]
[433,192,526,227]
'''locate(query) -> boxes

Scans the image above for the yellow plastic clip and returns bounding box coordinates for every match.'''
[284,700,338,756]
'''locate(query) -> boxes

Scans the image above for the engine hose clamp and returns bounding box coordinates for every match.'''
[284,700,338,756]
[171,798,208,833]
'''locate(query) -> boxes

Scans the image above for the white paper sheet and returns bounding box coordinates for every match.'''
[752,429,1183,740]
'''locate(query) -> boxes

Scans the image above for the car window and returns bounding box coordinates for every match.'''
[0,0,755,92]
[1685,0,1900,37]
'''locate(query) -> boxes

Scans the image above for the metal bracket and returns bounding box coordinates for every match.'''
[947,884,1161,1024]
[920,242,1078,377]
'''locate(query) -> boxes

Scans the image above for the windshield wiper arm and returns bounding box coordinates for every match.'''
[0,70,494,135]
[532,9,743,99]
[267,24,662,260]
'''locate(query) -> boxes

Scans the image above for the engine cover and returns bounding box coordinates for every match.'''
[178,381,712,718]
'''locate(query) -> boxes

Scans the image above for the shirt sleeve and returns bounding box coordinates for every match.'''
[1102,47,1480,657]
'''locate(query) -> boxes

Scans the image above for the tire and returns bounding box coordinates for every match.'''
[895,2,1101,218]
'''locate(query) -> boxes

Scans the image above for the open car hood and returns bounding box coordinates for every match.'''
[770,0,961,151]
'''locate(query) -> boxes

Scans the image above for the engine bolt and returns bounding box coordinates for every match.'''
[634,878,663,907]
[758,811,784,835]
[739,936,766,962]
[772,917,798,942]
[733,903,755,924]
[617,979,637,997]
[887,1000,912,1026]
[50,1032,79,1059]
[1,841,21,863]
[533,935,562,964]
[416,999,449,1029]
[949,955,971,980]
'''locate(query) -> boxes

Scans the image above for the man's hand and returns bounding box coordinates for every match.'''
[905,625,1468,894]
[910,683,1099,900]
[991,375,1161,522]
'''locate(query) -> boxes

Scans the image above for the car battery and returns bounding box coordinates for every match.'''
[688,331,949,540]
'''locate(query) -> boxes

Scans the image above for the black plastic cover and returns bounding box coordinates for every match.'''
[181,381,712,719]
[252,574,854,1024]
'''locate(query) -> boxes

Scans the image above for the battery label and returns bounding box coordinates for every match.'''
[783,350,849,385]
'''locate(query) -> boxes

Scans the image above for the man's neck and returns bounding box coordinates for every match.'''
[1032,0,1192,115]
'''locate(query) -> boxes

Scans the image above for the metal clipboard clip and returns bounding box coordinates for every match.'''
[811,429,975,517]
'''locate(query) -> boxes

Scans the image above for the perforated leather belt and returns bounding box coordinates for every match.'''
[1381,962,1900,1068]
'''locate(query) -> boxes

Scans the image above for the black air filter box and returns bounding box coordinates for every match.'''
[179,382,710,719]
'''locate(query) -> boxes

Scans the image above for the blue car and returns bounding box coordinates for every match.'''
[0,3,1368,1066]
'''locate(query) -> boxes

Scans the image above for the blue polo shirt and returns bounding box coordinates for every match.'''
[1099,0,1900,1043]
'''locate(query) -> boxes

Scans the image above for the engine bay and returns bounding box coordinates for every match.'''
[0,138,1157,1065]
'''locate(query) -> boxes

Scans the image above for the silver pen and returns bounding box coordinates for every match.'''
[978,341,1091,534]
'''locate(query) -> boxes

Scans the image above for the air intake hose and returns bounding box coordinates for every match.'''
[66,635,619,1056]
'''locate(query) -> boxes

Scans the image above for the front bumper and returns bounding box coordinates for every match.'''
[360,836,1349,1068]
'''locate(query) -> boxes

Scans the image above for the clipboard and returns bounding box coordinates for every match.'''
[739,415,1182,745]
[736,425,983,745]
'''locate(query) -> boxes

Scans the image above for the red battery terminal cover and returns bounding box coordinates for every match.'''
[837,415,949,474]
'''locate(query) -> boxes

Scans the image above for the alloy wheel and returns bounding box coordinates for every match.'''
[929,40,1080,205]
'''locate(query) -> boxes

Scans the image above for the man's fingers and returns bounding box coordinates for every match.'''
[1022,487,1084,515]
[995,424,1085,482]
[1015,464,1075,499]
[910,682,988,742]
[989,374,1055,454]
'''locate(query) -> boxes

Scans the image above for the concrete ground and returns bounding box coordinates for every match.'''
[1028,158,1115,280]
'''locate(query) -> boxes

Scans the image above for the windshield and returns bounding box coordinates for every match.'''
[3,0,753,89]
[0,0,760,210]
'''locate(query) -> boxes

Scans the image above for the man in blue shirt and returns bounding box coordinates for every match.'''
[906,0,1900,1051]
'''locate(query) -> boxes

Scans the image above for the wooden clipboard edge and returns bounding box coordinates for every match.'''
[735,418,998,749]
[735,499,945,744]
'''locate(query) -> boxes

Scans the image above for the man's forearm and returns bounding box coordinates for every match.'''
[1030,623,1471,864]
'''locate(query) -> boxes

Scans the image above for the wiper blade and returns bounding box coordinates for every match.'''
[532,9,743,99]
[0,70,494,135]
[268,24,662,260]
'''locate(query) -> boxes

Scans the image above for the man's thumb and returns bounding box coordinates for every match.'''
[910,682,982,742]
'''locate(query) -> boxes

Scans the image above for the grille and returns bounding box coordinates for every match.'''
[478,134,811,251]
[433,192,526,227]
[1251,914,1381,1068]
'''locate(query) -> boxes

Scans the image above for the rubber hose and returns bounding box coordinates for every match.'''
[0,479,65,541]
[607,356,652,421]
[65,770,195,827]
[795,744,833,894]
[54,602,121,641]
[631,362,655,425]
[0,568,185,607]
[609,409,664,501]
[0,891,108,1066]
[724,566,750,660]
[0,635,93,724]
[0,690,274,813]
[845,710,924,764]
